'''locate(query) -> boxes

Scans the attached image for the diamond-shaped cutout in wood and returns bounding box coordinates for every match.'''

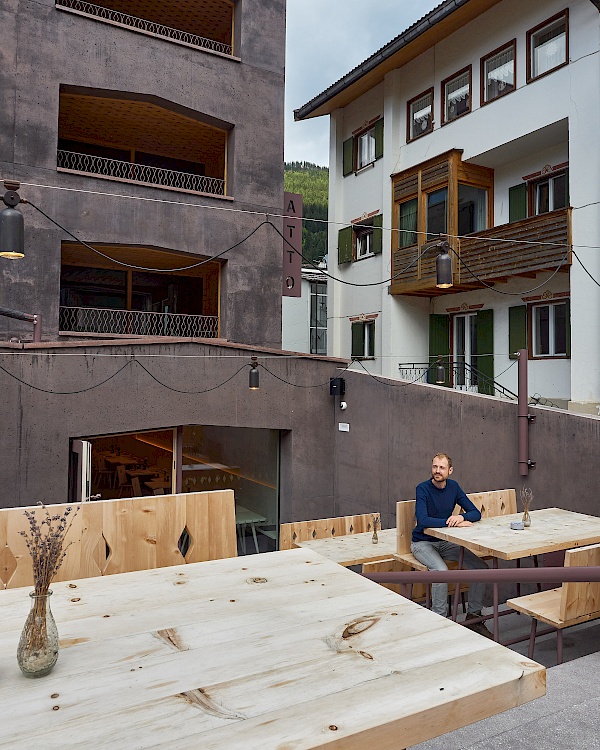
[178,527,192,558]
[0,546,17,588]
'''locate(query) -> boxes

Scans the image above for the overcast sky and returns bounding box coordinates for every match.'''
[285,0,441,166]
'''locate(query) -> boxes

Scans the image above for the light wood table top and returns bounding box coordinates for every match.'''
[295,527,397,566]
[0,549,544,750]
[425,508,600,560]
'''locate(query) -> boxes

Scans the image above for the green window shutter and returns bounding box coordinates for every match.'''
[509,184,527,223]
[508,305,527,359]
[476,309,494,394]
[351,322,364,358]
[372,214,383,255]
[338,226,353,264]
[428,314,450,385]
[343,138,354,177]
[367,322,375,357]
[374,119,384,160]
[565,298,571,357]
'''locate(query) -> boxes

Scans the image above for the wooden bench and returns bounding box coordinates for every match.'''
[280,512,379,550]
[507,543,600,664]
[0,490,237,589]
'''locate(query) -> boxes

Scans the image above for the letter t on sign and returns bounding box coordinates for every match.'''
[282,192,302,297]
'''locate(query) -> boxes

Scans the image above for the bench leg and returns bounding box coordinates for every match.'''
[556,628,564,665]
[528,619,537,660]
[425,584,431,609]
[516,558,521,597]
[452,546,465,621]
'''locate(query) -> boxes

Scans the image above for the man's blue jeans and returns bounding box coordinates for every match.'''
[411,539,489,618]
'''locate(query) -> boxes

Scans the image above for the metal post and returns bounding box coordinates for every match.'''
[32,313,42,343]
[517,348,535,476]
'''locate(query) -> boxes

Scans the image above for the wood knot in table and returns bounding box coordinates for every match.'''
[246,577,268,584]
[324,615,381,660]
[178,688,246,720]
[155,628,188,652]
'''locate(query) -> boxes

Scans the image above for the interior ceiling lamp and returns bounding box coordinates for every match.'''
[434,240,453,289]
[435,359,446,384]
[0,181,25,259]
[249,356,259,390]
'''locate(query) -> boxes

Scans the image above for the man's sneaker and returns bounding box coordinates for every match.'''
[464,618,494,639]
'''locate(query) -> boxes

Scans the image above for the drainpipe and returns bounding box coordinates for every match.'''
[517,349,535,476]
[0,306,42,342]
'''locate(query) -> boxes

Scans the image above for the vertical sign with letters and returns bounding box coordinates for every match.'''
[282,192,302,297]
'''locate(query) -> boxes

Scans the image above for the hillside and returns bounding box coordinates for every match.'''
[284,162,328,265]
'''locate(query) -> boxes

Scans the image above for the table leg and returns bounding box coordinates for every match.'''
[452,546,464,621]
[250,522,260,554]
[493,557,499,642]
[556,628,563,665]
[238,524,247,555]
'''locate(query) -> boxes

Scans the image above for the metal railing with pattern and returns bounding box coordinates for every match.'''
[398,362,518,400]
[57,150,226,196]
[55,0,233,56]
[59,306,219,338]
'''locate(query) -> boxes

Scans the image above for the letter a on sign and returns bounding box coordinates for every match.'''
[282,192,302,297]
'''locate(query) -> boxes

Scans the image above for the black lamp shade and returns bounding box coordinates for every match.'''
[435,362,446,384]
[249,366,259,390]
[0,206,25,259]
[435,248,453,288]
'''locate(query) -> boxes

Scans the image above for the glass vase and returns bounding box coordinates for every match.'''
[17,590,60,678]
[522,509,531,528]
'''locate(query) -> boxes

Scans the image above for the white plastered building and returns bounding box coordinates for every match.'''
[295,0,600,413]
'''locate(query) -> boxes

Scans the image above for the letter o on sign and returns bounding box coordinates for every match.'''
[285,276,295,290]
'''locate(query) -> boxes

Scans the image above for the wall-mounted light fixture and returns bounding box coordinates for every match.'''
[0,181,25,259]
[249,356,260,390]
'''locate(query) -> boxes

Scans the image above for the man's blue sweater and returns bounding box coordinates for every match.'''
[412,478,481,542]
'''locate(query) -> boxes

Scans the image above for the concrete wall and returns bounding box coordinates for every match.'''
[0,0,286,347]
[1,339,598,530]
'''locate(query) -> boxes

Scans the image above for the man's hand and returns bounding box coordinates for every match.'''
[446,515,473,527]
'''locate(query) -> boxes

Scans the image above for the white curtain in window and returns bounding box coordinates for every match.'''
[358,131,375,167]
[487,48,514,82]
[446,72,470,102]
[534,26,566,76]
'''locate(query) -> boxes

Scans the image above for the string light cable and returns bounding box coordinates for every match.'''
[257,359,354,388]
[571,250,600,289]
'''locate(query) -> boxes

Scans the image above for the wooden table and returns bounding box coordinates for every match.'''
[296,527,397,566]
[425,508,600,638]
[126,467,161,478]
[144,479,172,493]
[0,549,545,749]
[102,455,140,467]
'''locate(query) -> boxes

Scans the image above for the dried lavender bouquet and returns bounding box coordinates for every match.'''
[18,503,79,659]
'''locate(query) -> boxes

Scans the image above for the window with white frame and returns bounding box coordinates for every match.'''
[532,301,568,357]
[407,89,433,141]
[309,282,327,355]
[482,41,516,103]
[356,128,376,169]
[534,170,568,215]
[528,11,568,81]
[442,67,471,124]
[355,226,374,259]
[351,319,375,359]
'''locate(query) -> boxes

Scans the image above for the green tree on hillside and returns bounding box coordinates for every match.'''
[284,162,328,266]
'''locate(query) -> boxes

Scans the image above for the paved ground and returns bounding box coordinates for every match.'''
[410,615,600,749]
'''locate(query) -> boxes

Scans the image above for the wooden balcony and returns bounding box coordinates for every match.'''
[390,208,571,296]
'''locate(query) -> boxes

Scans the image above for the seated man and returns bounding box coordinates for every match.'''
[411,452,491,638]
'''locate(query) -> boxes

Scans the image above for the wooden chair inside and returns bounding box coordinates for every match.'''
[507,543,600,664]
[116,464,134,498]
[280,512,380,550]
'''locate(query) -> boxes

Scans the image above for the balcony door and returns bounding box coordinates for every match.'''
[453,314,478,391]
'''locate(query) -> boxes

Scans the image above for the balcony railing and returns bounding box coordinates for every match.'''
[55,0,233,56]
[59,306,219,338]
[391,209,571,296]
[57,150,225,196]
[398,362,517,400]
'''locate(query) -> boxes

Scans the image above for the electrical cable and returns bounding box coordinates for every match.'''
[572,251,600,289]
[134,359,249,394]
[25,199,270,272]
[0,360,132,394]
[352,358,435,388]
[258,359,354,388]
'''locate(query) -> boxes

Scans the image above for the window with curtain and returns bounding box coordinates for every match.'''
[458,184,487,235]
[408,89,433,140]
[443,68,471,123]
[357,128,376,169]
[398,198,418,248]
[482,42,515,103]
[528,12,568,80]
[426,188,448,240]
